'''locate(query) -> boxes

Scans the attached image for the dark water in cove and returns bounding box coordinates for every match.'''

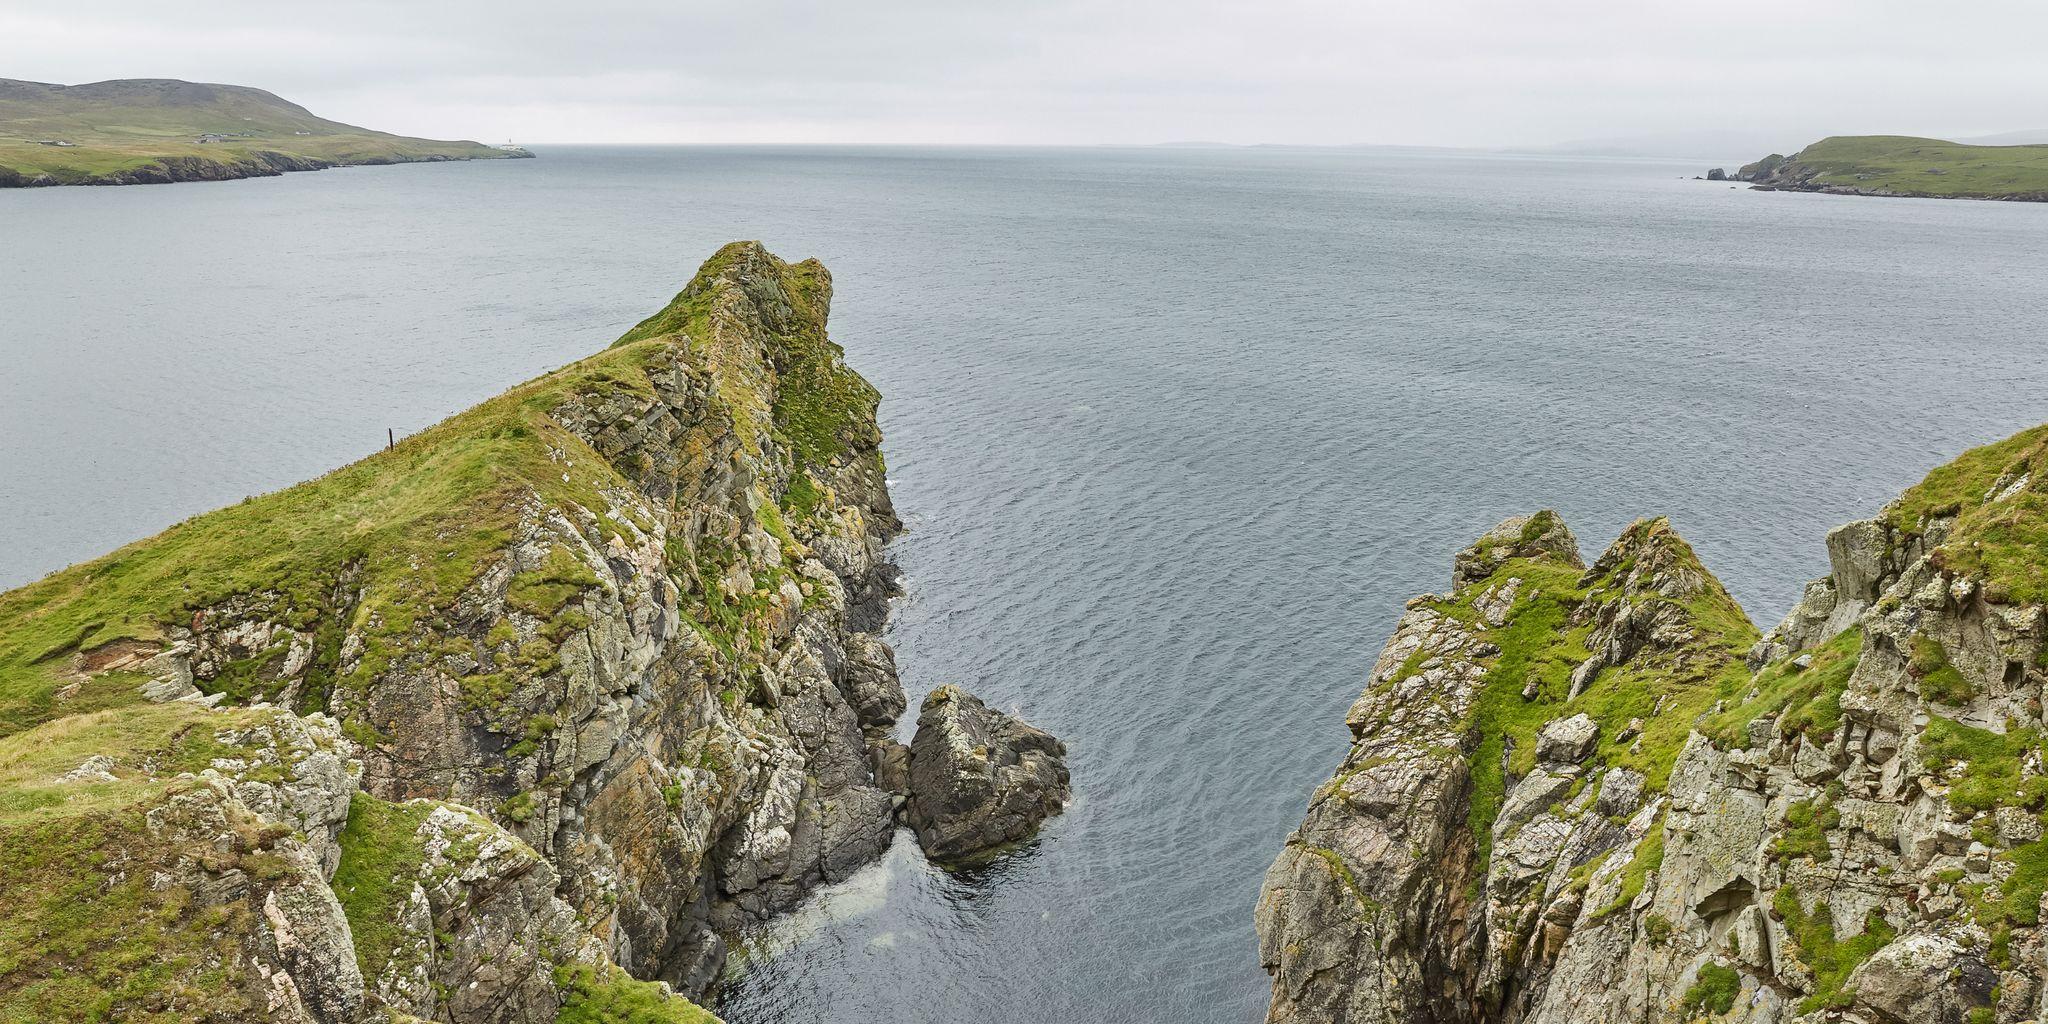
[7,146,2048,1022]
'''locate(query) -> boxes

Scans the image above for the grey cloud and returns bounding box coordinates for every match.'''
[3,0,2044,151]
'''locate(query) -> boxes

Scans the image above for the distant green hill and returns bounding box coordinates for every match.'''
[0,78,529,186]
[1731,135,2048,201]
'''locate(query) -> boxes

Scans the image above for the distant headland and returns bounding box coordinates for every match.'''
[1706,135,2048,202]
[0,78,530,187]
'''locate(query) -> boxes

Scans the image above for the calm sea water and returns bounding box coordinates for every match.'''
[7,146,2048,1023]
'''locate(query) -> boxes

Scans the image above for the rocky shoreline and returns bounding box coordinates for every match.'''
[1258,428,2048,1023]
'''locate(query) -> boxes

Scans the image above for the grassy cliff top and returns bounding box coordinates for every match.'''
[0,77,522,184]
[1419,515,1758,874]
[1747,135,2048,198]
[1885,422,2048,602]
[0,241,867,737]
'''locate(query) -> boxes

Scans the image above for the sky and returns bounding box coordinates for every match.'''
[3,0,2045,154]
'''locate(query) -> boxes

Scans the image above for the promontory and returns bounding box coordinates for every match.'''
[0,242,1046,1022]
[1718,135,2048,202]
[0,78,529,187]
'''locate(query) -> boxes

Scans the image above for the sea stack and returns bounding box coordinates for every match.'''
[906,684,1071,861]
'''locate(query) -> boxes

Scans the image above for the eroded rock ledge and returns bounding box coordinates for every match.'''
[0,242,905,1022]
[1259,428,2048,1024]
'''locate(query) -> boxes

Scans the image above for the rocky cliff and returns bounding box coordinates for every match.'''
[0,242,909,1022]
[1259,425,2048,1024]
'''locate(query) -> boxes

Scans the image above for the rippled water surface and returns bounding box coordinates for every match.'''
[7,146,2048,1023]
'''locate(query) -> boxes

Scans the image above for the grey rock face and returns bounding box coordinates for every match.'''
[905,685,1070,861]
[134,726,368,1024]
[1845,933,1994,1024]
[373,804,611,1024]
[1259,482,2048,1024]
[1535,714,1599,764]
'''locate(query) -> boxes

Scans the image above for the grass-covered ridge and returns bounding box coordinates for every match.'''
[1742,135,2048,200]
[1429,517,1759,873]
[0,77,524,186]
[1884,422,2048,603]
[0,241,861,740]
[1700,627,1861,750]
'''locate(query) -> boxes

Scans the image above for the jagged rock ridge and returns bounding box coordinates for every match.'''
[1259,429,2048,1024]
[0,242,907,1022]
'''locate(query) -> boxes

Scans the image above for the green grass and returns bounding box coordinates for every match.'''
[1594,813,1667,919]
[552,964,720,1024]
[1456,560,1584,867]
[0,705,317,1022]
[615,245,882,469]
[1681,962,1741,1017]
[1430,518,1757,876]
[1913,715,2048,931]
[330,793,434,979]
[1883,422,2048,603]
[0,240,875,1021]
[1909,636,1976,705]
[0,77,520,185]
[0,337,660,736]
[1775,794,1840,863]
[1701,628,1862,749]
[1773,887,1896,1013]
[0,703,277,828]
[0,808,257,1022]
[1919,714,2048,932]
[0,242,867,747]
[1920,716,2048,817]
[1984,839,2048,929]
[1753,135,2048,199]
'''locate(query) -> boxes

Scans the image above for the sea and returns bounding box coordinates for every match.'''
[6,145,2048,1023]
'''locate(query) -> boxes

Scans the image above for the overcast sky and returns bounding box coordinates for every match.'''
[4,0,2044,154]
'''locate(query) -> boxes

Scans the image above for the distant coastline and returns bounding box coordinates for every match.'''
[0,78,530,188]
[1709,134,2048,202]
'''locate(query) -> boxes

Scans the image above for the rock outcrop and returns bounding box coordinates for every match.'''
[1258,422,2048,1024]
[0,242,902,1022]
[904,684,1070,861]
